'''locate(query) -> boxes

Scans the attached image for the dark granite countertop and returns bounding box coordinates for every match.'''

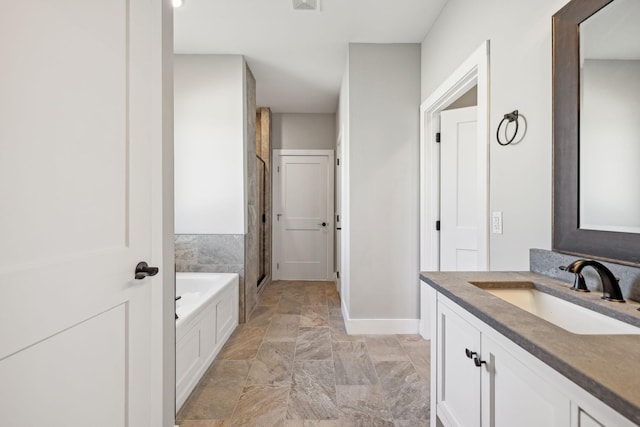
[420,271,640,425]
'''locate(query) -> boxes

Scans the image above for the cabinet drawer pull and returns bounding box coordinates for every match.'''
[465,348,477,359]
[474,356,487,367]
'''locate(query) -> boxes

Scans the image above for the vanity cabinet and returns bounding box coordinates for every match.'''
[431,289,636,427]
[436,301,481,426]
[436,297,568,427]
[480,332,569,427]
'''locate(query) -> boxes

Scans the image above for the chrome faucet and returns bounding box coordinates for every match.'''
[559,259,625,302]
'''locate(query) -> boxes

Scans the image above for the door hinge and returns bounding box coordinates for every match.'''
[436,220,441,231]
[336,214,340,222]
[277,166,280,172]
[262,212,266,223]
[337,271,340,279]
[276,263,280,270]
[337,158,340,166]
[436,132,441,143]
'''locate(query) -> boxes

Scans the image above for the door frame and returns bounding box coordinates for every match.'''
[151,2,175,426]
[272,149,335,281]
[419,40,490,272]
[335,133,342,294]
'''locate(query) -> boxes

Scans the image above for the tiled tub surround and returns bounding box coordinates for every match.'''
[176,235,245,273]
[530,248,640,302]
[176,280,430,426]
[175,235,248,321]
[244,64,260,320]
[420,271,640,426]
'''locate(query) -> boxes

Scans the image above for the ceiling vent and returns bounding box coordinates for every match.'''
[292,0,319,11]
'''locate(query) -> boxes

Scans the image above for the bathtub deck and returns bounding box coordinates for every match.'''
[176,280,430,426]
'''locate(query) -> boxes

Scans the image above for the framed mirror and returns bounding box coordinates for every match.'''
[553,0,640,266]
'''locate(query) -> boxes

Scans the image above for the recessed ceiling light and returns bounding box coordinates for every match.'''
[172,0,184,8]
[292,0,319,11]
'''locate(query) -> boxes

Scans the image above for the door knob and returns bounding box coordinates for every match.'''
[135,261,159,280]
[319,222,327,227]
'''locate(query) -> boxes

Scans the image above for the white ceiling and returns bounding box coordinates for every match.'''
[173,0,448,113]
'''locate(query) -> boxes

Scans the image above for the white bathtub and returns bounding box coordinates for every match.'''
[175,272,239,411]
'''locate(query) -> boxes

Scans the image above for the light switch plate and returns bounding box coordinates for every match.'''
[492,211,503,234]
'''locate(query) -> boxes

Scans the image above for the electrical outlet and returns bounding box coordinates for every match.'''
[492,211,503,234]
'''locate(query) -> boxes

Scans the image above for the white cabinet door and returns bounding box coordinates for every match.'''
[572,399,637,427]
[481,334,570,427]
[436,300,482,427]
[577,410,605,427]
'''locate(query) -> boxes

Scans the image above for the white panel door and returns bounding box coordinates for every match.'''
[275,152,333,280]
[440,107,480,271]
[0,1,159,426]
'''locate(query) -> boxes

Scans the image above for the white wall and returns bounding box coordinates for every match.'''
[272,113,337,150]
[174,55,246,234]
[341,44,421,323]
[421,0,568,270]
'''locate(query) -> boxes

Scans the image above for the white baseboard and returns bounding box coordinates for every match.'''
[341,298,420,335]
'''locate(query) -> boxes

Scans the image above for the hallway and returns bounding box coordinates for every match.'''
[177,281,430,426]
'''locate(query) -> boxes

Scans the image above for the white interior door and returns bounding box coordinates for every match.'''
[274,150,334,281]
[0,2,160,425]
[440,106,480,271]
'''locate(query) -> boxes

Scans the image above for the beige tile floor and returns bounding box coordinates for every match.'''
[177,280,430,427]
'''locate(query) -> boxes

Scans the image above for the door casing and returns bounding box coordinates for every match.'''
[419,40,490,273]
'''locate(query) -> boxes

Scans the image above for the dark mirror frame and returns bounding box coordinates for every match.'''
[553,0,640,266]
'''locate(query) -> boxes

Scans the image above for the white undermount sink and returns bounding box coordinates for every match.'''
[478,286,640,335]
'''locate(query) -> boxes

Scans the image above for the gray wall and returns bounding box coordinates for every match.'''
[342,43,421,320]
[421,0,568,270]
[272,113,336,150]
